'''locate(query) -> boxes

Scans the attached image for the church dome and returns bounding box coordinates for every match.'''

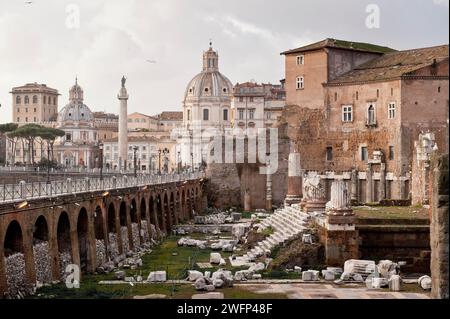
[57,78,94,123]
[184,45,233,100]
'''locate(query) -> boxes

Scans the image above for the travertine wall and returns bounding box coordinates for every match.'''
[430,153,449,299]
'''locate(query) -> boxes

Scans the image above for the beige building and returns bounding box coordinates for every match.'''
[10,83,59,124]
[127,112,159,132]
[103,134,179,173]
[94,111,119,141]
[156,111,183,131]
[231,81,285,129]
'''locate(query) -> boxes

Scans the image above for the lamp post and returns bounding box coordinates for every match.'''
[190,152,194,172]
[99,142,104,181]
[46,142,51,184]
[177,151,181,174]
[133,146,138,178]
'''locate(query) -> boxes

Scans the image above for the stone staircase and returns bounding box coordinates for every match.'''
[243,206,310,261]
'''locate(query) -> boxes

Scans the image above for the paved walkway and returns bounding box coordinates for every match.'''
[237,283,430,299]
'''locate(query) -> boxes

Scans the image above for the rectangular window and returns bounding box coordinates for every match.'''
[388,102,396,119]
[239,97,244,102]
[361,147,368,161]
[238,109,244,120]
[249,97,254,102]
[17,117,20,122]
[296,55,305,65]
[342,105,353,122]
[389,146,394,160]
[223,109,228,121]
[326,147,333,161]
[249,109,255,120]
[296,76,304,90]
[266,111,272,120]
[105,146,110,151]
[17,108,20,113]
[187,109,191,121]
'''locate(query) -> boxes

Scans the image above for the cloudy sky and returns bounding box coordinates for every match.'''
[0,0,448,123]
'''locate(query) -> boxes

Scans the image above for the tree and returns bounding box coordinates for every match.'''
[37,127,65,162]
[0,123,18,165]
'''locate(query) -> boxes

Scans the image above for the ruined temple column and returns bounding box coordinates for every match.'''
[284,152,302,206]
[326,180,356,226]
[118,77,129,171]
[379,163,386,201]
[303,173,327,213]
[366,165,373,203]
[350,169,358,204]
[266,160,273,211]
[321,180,358,266]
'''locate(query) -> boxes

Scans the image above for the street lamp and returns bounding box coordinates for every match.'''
[99,142,104,181]
[158,149,162,175]
[46,142,51,184]
[177,151,181,174]
[190,152,194,172]
[133,146,138,178]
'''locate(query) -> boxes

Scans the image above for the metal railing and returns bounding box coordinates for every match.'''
[0,171,205,203]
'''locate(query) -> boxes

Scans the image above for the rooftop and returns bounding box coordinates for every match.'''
[281,38,396,55]
[103,135,160,143]
[327,44,449,85]
[157,111,183,121]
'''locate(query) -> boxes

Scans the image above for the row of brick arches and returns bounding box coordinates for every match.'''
[0,181,203,297]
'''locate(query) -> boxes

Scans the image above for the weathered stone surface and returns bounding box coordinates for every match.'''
[343,259,375,276]
[234,270,254,281]
[210,253,222,264]
[418,275,432,290]
[187,270,204,282]
[322,270,335,281]
[108,232,119,261]
[59,251,72,281]
[95,239,107,268]
[377,260,399,279]
[115,271,126,280]
[388,275,402,291]
[121,226,130,254]
[302,270,319,281]
[33,240,51,284]
[131,223,140,250]
[147,271,167,282]
[194,277,207,290]
[4,253,26,296]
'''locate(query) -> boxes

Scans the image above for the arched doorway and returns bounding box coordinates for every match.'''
[4,220,26,296]
[107,203,119,260]
[130,199,140,249]
[33,216,51,284]
[57,212,72,280]
[77,208,89,272]
[119,202,129,254]
[94,206,106,267]
[140,198,149,243]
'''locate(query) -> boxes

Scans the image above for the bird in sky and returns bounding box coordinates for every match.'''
[24,1,33,4]
[146,60,157,64]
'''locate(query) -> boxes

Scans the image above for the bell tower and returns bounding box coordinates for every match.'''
[202,42,219,72]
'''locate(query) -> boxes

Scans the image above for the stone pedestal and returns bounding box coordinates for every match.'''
[319,180,359,266]
[284,152,302,206]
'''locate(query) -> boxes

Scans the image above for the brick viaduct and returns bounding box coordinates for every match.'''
[0,178,205,295]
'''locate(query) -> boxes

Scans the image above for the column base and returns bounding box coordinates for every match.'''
[304,200,327,213]
[284,195,302,206]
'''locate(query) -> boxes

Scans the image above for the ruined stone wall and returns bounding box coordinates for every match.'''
[430,153,449,299]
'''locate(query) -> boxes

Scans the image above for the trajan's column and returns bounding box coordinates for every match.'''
[118,76,129,170]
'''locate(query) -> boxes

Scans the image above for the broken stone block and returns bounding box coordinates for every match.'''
[249,262,265,273]
[302,270,320,281]
[321,270,335,281]
[302,234,313,244]
[210,253,222,264]
[125,277,135,282]
[222,244,234,252]
[326,267,343,276]
[213,279,224,288]
[147,271,167,282]
[352,274,364,282]
[205,285,215,292]
[204,271,211,279]
[388,275,402,291]
[194,277,206,290]
[418,275,432,290]
[377,260,399,279]
[372,277,388,288]
[219,258,227,266]
[294,266,302,274]
[187,270,204,282]
[344,259,376,276]
[252,274,262,280]
[234,270,253,281]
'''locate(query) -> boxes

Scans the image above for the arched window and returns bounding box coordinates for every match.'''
[203,109,209,121]
[24,96,29,104]
[32,95,38,104]
[367,104,376,125]
[187,109,191,121]
[223,109,229,121]
[16,96,21,104]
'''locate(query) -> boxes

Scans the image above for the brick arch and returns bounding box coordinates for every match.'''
[77,207,89,272]
[3,219,27,296]
[32,215,51,284]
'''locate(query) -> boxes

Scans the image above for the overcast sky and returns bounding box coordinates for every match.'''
[0,0,448,123]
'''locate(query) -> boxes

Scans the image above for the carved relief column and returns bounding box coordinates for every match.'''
[303,173,327,213]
